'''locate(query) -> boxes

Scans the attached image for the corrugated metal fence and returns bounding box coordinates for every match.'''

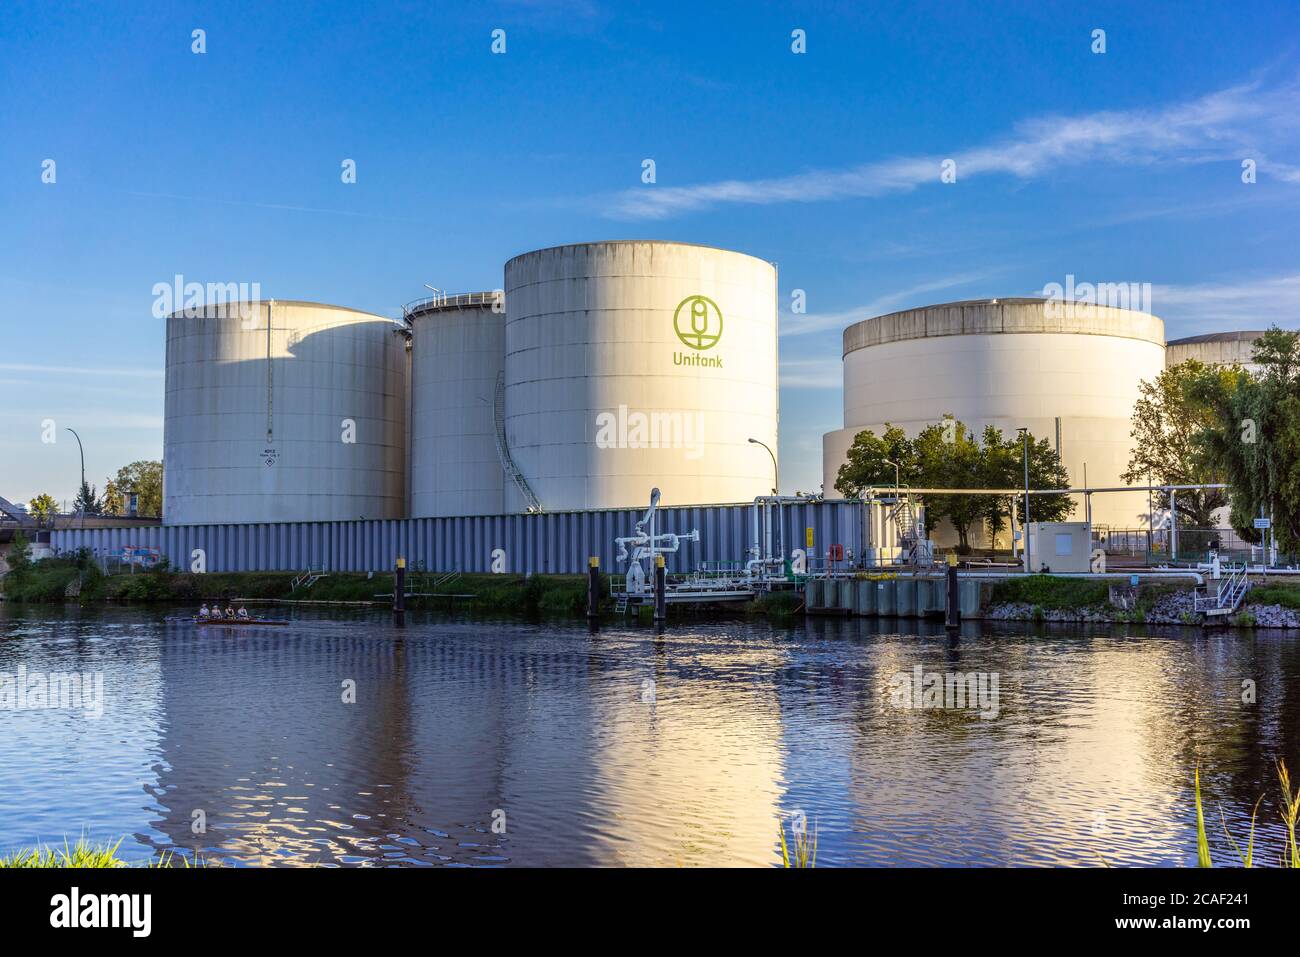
[50,501,865,575]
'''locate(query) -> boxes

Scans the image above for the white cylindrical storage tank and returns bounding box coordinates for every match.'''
[408,293,505,517]
[1166,331,1264,373]
[503,241,778,511]
[163,300,407,525]
[822,298,1166,543]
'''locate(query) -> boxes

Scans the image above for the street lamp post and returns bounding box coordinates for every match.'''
[1018,428,1031,573]
[66,427,85,530]
[883,458,901,500]
[748,438,778,495]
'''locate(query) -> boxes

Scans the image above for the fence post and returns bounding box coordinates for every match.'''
[394,557,406,616]
[587,556,600,622]
[654,555,666,626]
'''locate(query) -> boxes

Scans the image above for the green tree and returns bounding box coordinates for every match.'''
[73,480,101,516]
[1122,359,1239,528]
[102,460,163,518]
[963,425,1072,553]
[835,424,918,497]
[5,531,31,575]
[1015,431,1074,526]
[977,425,1020,551]
[836,417,1072,554]
[28,493,58,527]
[1190,328,1300,550]
[914,418,985,551]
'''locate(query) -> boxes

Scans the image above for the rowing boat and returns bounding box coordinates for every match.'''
[190,617,289,627]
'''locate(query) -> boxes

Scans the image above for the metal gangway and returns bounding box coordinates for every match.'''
[1193,562,1250,618]
[290,565,329,592]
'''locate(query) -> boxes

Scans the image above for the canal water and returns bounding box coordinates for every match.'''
[1,605,1297,867]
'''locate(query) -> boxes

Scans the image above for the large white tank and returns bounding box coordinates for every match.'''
[822,298,1166,541]
[503,241,779,512]
[408,293,506,517]
[163,300,407,525]
[1166,331,1264,372]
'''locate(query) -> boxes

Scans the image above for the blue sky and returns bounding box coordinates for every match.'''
[2,0,1298,504]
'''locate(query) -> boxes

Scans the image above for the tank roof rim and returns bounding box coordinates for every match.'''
[503,239,775,269]
[166,299,395,322]
[1166,330,1268,345]
[841,296,1165,356]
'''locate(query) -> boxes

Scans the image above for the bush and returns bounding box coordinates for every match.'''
[5,532,31,575]
[748,589,804,617]
[1247,583,1300,609]
[109,574,175,602]
[0,556,94,602]
[990,575,1108,610]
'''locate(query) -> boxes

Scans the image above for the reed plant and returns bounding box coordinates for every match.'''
[0,836,203,868]
[778,818,817,868]
[1195,760,1300,867]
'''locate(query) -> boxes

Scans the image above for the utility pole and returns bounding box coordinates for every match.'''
[1018,428,1031,573]
[66,427,85,530]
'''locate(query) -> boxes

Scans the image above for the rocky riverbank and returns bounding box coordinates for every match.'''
[986,587,1300,628]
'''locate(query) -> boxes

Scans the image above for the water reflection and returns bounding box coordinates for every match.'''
[1,606,1298,867]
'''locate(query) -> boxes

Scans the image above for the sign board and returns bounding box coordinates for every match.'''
[805,527,814,548]
[1254,518,1272,529]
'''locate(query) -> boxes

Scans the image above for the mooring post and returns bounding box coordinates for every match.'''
[587,555,600,621]
[654,555,666,625]
[945,556,960,630]
[394,557,406,616]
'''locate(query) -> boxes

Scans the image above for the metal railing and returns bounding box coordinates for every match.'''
[290,565,327,592]
[401,291,500,320]
[1193,564,1250,615]
[1095,525,1286,564]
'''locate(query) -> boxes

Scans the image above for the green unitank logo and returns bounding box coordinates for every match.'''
[673,295,723,351]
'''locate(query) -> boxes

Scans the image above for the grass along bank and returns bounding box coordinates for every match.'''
[0,553,602,617]
[0,837,197,868]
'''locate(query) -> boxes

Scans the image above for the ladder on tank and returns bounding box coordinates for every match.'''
[491,372,543,513]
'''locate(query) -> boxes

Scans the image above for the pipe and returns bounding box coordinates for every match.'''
[953,570,1206,585]
[865,484,1228,496]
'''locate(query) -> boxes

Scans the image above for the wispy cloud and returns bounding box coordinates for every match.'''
[0,363,163,379]
[600,78,1300,220]
[780,272,994,338]
[1155,273,1300,332]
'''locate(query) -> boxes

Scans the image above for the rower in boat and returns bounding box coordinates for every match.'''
[237,607,250,620]
[198,604,212,619]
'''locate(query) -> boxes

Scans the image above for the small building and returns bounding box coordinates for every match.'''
[1025,521,1093,573]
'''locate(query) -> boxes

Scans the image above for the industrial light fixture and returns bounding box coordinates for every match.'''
[748,437,778,495]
